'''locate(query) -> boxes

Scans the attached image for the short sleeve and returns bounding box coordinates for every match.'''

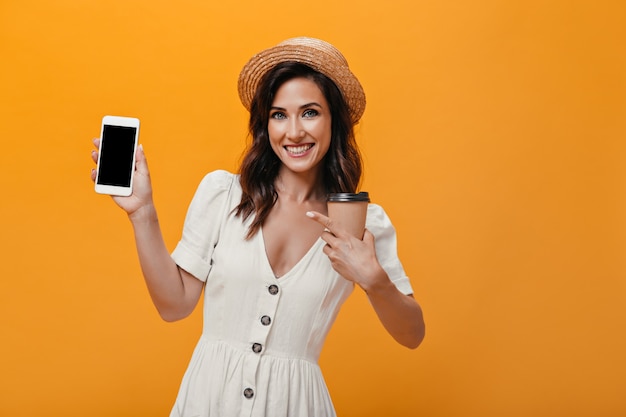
[171,170,236,282]
[366,204,414,295]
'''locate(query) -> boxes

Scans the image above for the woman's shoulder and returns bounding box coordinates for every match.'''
[366,203,392,226]
[189,170,241,208]
[197,169,239,190]
[366,203,399,237]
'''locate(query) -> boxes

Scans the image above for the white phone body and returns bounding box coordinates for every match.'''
[95,115,140,196]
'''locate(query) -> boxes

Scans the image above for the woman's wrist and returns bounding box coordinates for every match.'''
[128,203,158,225]
[360,264,394,295]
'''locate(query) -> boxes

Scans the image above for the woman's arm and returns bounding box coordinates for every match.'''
[128,204,204,322]
[357,259,425,349]
[91,140,203,321]
[306,211,425,349]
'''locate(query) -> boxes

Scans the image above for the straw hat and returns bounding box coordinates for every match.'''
[237,37,366,124]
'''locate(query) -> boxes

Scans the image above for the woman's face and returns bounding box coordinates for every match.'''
[267,77,332,177]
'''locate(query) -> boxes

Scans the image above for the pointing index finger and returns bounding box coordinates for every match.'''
[306,211,334,231]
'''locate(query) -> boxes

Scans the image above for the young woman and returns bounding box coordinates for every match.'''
[91,37,425,417]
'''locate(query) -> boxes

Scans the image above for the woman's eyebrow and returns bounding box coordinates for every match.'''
[270,102,323,111]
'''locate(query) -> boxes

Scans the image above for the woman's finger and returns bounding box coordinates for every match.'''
[135,144,147,171]
[306,210,339,235]
[91,138,101,182]
[320,230,340,247]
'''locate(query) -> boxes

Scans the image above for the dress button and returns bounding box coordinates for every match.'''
[252,343,263,354]
[268,284,279,295]
[243,388,254,399]
[260,315,271,326]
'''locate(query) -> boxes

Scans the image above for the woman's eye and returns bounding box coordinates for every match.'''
[271,112,286,120]
[302,109,319,118]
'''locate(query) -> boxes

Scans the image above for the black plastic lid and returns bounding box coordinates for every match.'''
[327,192,370,202]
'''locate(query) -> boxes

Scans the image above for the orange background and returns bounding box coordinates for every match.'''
[1,1,625,416]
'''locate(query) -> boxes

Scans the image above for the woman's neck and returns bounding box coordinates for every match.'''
[275,168,326,203]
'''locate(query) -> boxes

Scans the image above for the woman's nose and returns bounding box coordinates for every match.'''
[286,119,305,141]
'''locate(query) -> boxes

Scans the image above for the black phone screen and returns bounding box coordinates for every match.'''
[97,125,137,187]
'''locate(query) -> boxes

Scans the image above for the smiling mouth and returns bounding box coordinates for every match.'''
[285,144,314,155]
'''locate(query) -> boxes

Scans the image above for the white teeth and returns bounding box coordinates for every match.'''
[286,144,313,155]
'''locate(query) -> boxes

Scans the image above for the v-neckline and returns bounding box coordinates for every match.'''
[259,227,324,280]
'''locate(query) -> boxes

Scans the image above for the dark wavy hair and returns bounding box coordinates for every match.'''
[235,62,362,239]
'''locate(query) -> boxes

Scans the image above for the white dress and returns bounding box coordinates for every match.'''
[169,170,413,417]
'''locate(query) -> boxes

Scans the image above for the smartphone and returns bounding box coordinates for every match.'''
[95,115,140,196]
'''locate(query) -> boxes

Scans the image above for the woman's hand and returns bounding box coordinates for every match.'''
[306,210,387,292]
[90,138,155,220]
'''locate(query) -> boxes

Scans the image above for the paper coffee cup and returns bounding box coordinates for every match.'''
[327,192,370,239]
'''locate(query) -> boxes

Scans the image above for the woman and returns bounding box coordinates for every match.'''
[91,37,425,417]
